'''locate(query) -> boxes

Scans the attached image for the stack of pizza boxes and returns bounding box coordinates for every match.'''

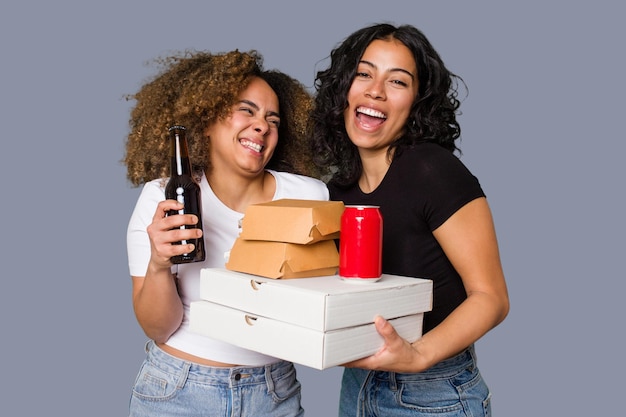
[189,199,433,369]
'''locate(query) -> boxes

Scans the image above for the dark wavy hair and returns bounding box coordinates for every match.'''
[123,50,318,186]
[310,23,465,186]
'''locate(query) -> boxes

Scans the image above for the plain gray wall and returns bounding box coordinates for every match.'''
[1,1,623,415]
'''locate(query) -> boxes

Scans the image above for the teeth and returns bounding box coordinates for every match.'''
[357,107,386,119]
[240,139,263,152]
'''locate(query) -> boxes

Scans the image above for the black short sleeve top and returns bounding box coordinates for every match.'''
[328,143,486,332]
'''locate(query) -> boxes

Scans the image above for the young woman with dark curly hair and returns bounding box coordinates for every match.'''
[311,23,510,416]
[124,50,327,417]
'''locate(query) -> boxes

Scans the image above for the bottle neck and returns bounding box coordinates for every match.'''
[169,131,193,177]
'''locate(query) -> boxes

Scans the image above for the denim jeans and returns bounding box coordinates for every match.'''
[129,341,304,417]
[339,345,491,417]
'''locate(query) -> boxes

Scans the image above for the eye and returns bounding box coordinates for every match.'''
[238,106,254,115]
[355,71,371,79]
[268,118,280,128]
[390,79,409,87]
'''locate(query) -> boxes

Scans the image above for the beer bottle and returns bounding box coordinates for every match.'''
[165,125,206,263]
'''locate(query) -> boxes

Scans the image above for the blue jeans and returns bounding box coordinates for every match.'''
[129,341,304,417]
[339,345,492,417]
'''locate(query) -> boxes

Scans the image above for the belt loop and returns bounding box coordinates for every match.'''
[470,344,479,371]
[264,363,275,393]
[388,371,398,391]
[176,361,191,390]
[468,344,477,364]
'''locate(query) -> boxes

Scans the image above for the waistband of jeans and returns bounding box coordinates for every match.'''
[144,340,292,383]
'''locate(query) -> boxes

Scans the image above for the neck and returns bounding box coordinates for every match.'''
[358,147,393,193]
[205,169,275,213]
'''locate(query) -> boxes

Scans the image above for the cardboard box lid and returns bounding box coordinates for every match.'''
[200,268,432,331]
[225,238,339,279]
[239,199,344,244]
[189,300,424,370]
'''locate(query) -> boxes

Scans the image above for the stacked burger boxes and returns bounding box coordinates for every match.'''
[225,199,345,279]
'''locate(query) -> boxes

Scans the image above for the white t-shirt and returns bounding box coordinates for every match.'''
[127,170,329,365]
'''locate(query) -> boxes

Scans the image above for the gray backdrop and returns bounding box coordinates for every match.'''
[1,1,623,415]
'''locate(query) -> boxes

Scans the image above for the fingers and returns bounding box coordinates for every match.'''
[340,316,409,371]
[152,200,201,231]
[147,200,203,266]
[374,315,400,342]
[153,199,182,221]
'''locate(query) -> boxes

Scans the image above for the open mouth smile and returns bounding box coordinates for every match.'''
[240,139,264,153]
[356,106,387,127]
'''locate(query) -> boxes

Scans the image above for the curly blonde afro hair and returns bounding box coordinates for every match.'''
[123,49,319,186]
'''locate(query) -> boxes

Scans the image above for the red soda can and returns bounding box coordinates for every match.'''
[339,205,383,281]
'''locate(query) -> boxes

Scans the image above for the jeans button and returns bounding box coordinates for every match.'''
[234,373,241,381]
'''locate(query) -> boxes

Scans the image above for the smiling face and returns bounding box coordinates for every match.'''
[205,76,280,177]
[344,38,419,154]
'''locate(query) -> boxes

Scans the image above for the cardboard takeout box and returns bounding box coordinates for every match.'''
[190,301,424,370]
[238,199,344,244]
[226,238,339,279]
[189,268,433,369]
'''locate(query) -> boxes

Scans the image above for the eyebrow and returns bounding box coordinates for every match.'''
[238,99,280,119]
[359,60,415,80]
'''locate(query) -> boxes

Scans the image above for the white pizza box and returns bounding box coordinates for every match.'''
[189,300,424,370]
[198,268,433,331]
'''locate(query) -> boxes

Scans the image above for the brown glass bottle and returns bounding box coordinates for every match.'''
[165,125,206,263]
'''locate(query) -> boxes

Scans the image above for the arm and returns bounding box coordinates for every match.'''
[132,199,203,343]
[344,197,509,372]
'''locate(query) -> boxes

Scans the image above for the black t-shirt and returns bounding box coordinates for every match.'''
[329,143,485,332]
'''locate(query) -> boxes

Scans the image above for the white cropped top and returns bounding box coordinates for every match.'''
[127,170,329,365]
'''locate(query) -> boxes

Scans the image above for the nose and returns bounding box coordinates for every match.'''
[252,117,269,134]
[365,79,385,100]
